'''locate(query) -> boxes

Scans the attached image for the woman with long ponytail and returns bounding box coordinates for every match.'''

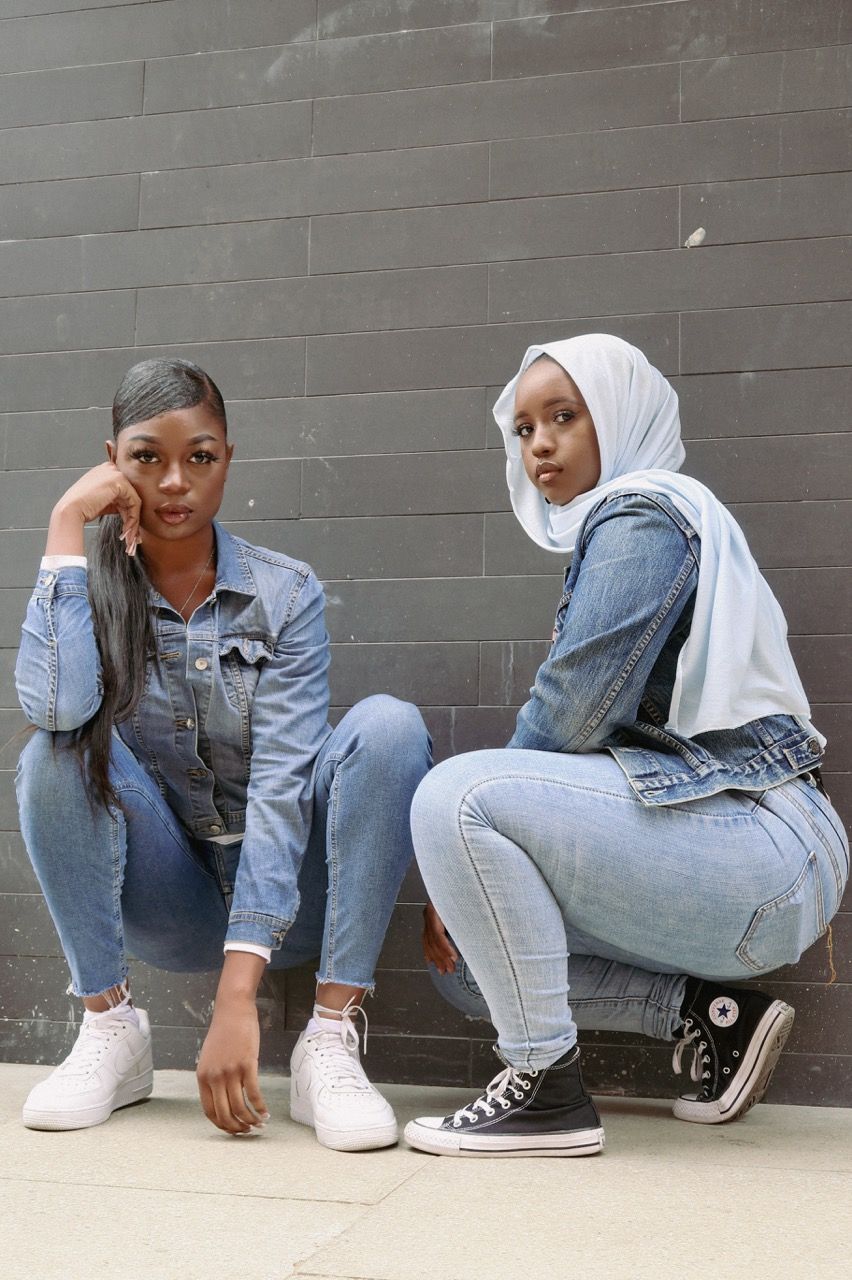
[15,357,430,1149]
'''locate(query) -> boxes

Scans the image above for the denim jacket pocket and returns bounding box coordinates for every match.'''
[735,850,826,974]
[218,637,271,713]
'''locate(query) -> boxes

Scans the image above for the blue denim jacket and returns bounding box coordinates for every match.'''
[509,491,824,804]
[15,523,331,951]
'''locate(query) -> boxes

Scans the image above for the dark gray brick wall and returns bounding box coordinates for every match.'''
[0,0,849,1105]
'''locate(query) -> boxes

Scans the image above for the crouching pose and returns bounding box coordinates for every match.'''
[405,334,847,1158]
[16,357,430,1150]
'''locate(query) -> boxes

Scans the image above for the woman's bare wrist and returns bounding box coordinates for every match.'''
[216,950,266,1004]
[45,504,88,557]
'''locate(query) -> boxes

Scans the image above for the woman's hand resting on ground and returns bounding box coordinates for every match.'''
[196,993,269,1135]
[422,901,459,976]
[47,462,142,557]
[197,951,269,1135]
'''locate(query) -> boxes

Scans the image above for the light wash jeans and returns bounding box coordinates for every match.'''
[17,695,431,997]
[411,750,848,1071]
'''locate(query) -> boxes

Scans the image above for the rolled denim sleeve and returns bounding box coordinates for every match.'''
[509,494,699,754]
[226,570,331,951]
[15,566,103,731]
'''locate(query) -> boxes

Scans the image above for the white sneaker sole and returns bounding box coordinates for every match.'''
[403,1119,605,1158]
[22,1063,153,1131]
[290,1088,398,1152]
[673,1000,795,1124]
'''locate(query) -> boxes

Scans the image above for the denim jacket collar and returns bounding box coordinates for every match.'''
[212,523,258,598]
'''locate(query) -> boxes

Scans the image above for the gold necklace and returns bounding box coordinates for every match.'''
[176,547,215,617]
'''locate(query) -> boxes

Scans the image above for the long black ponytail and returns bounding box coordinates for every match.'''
[73,357,227,808]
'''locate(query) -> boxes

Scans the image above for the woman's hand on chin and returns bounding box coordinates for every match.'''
[47,462,142,557]
[196,992,269,1135]
[422,901,459,976]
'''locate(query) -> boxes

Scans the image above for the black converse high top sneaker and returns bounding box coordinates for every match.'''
[404,1045,604,1157]
[672,981,795,1124]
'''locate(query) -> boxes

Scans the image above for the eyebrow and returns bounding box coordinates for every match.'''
[514,396,583,423]
[126,433,218,445]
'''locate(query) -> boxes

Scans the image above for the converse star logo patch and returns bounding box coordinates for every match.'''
[709,997,739,1027]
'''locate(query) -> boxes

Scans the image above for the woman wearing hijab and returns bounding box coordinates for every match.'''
[404,334,848,1158]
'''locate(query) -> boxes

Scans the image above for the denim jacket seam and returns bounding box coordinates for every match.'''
[43,598,59,732]
[589,490,698,546]
[33,584,89,601]
[280,569,314,630]
[228,910,293,936]
[574,551,697,747]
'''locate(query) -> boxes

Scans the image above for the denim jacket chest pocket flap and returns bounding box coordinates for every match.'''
[218,635,273,711]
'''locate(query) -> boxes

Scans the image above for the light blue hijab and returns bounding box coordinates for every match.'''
[493,334,819,740]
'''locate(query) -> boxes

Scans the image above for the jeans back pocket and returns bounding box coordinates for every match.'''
[736,850,826,974]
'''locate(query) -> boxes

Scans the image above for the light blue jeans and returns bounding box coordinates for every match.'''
[17,696,431,997]
[411,750,848,1071]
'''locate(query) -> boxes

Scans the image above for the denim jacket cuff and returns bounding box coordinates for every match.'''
[225,911,292,951]
[34,565,89,599]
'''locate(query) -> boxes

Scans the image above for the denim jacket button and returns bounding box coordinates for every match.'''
[807,738,820,755]
[208,824,222,835]
[184,717,195,729]
[194,658,209,671]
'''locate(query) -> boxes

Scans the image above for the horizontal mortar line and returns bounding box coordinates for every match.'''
[7,299,852,361]
[756,977,852,988]
[0,214,308,247]
[1,161,847,207]
[489,296,852,324]
[326,700,852,710]
[305,104,845,158]
[0,450,485,471]
[4,235,849,296]
[0,375,847,413]
[330,639,482,645]
[309,74,852,115]
[0,564,849,582]
[308,232,852,275]
[0,22,492,73]
[683,431,852,443]
[6,233,852,296]
[0,54,144,78]
[313,99,852,157]
[0,625,785,652]
[0,103,314,137]
[0,19,317,53]
[141,84,507,121]
[0,334,305,357]
[677,39,852,67]
[484,166,852,203]
[315,0,685,41]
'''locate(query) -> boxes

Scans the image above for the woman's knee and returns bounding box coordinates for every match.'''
[345,694,431,775]
[410,752,499,868]
[360,693,427,740]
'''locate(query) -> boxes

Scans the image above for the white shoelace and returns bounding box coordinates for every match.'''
[671,1021,711,1084]
[58,1014,128,1078]
[452,1064,536,1127]
[310,998,373,1093]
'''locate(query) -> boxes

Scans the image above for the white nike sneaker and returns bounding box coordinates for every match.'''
[289,1002,398,1151]
[22,1007,153,1130]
